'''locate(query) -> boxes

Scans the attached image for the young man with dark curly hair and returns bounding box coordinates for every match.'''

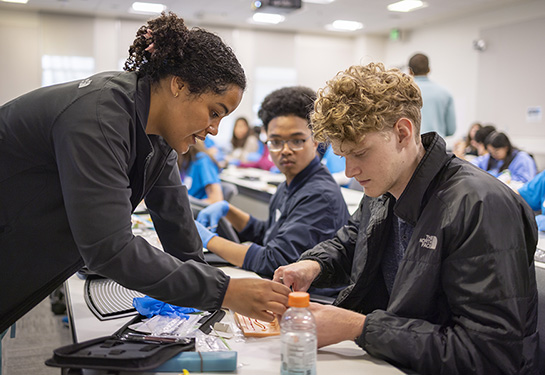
[0,12,292,337]
[274,63,539,374]
[195,86,349,293]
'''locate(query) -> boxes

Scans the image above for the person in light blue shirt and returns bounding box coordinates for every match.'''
[409,53,456,137]
[471,131,536,183]
[518,170,545,231]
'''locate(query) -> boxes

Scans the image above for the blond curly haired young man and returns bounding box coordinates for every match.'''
[275,62,539,375]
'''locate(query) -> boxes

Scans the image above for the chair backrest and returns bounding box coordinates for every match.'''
[216,216,240,243]
[536,264,545,373]
[221,182,239,202]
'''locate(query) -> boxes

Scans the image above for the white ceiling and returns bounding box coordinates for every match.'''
[0,0,526,36]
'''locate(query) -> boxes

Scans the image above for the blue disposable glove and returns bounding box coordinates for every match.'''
[133,296,200,318]
[196,200,229,231]
[194,220,218,248]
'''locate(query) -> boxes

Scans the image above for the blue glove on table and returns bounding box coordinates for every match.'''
[195,220,218,248]
[196,200,229,232]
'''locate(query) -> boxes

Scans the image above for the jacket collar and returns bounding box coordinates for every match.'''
[286,156,322,193]
[393,132,453,226]
[135,75,151,134]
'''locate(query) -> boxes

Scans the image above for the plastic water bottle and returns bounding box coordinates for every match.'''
[280,292,317,375]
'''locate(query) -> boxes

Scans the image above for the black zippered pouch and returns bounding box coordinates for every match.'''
[45,315,195,371]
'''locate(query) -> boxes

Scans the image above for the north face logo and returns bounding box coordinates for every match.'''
[419,235,438,250]
[78,78,92,88]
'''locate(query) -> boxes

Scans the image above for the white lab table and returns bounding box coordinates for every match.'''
[64,267,407,375]
[220,167,364,215]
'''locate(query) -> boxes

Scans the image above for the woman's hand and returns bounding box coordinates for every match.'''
[222,278,291,321]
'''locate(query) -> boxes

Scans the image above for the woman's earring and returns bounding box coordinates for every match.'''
[175,92,179,98]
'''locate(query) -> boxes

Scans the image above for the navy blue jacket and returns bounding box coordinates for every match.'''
[240,157,349,279]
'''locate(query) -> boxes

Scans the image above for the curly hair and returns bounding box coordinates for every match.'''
[258,86,316,132]
[311,62,422,144]
[124,12,246,95]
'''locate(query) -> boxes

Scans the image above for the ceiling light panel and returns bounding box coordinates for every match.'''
[251,13,286,24]
[387,0,428,13]
[326,19,364,32]
[131,2,166,14]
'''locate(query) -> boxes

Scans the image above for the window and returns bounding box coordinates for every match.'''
[42,55,95,87]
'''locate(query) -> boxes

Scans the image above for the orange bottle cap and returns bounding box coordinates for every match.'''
[288,292,310,308]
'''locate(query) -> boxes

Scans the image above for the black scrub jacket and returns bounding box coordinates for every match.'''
[0,71,230,332]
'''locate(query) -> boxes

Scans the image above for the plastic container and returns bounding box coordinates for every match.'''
[280,292,317,375]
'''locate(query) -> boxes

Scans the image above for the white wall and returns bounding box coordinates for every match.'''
[0,10,372,150]
[0,11,41,103]
[1,0,545,165]
[382,0,545,169]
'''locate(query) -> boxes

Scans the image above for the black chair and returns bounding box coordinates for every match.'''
[535,264,545,373]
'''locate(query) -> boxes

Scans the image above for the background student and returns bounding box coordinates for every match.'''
[472,124,496,156]
[0,12,291,339]
[518,169,545,231]
[178,141,224,204]
[472,130,537,184]
[408,53,456,137]
[225,116,263,166]
[274,62,538,374]
[194,86,349,294]
[453,121,481,160]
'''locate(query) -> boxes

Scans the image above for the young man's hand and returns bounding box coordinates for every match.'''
[308,303,366,348]
[273,260,321,292]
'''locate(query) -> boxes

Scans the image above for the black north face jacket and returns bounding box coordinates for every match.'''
[0,71,230,333]
[303,133,539,374]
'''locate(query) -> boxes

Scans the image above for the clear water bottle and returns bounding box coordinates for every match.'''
[280,291,317,375]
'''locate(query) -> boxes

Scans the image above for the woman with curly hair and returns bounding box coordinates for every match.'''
[0,12,290,337]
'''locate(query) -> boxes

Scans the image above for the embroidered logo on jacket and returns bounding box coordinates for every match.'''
[419,235,438,250]
[78,78,92,88]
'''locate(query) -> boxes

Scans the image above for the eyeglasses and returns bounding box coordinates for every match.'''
[266,136,311,152]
